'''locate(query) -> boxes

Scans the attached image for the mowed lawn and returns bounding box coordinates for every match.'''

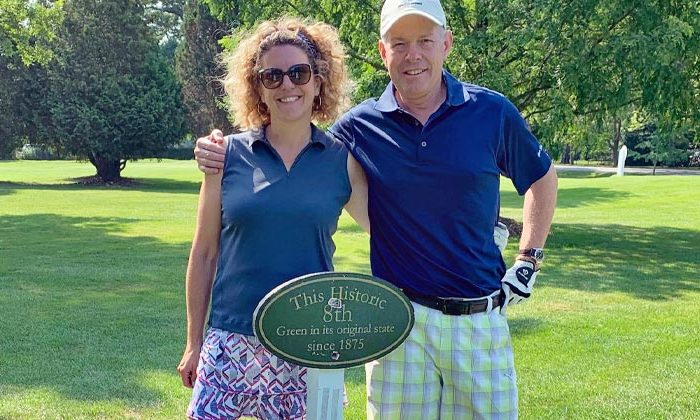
[1,160,698,419]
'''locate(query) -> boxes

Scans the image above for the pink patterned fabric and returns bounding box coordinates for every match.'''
[187,328,307,420]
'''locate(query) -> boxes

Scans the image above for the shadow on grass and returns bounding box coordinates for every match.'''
[336,222,367,236]
[0,213,191,408]
[0,177,201,195]
[555,171,615,179]
[501,187,632,210]
[508,317,546,337]
[544,223,700,299]
[332,253,371,275]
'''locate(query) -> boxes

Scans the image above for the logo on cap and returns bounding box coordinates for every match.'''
[398,1,424,7]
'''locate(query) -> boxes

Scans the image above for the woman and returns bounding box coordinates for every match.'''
[176,17,368,419]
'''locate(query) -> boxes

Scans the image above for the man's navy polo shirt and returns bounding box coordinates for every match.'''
[329,71,551,298]
[209,125,351,335]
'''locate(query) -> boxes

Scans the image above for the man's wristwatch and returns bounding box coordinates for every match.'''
[517,248,545,268]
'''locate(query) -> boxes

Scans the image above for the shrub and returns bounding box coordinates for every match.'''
[15,144,54,160]
[158,140,195,160]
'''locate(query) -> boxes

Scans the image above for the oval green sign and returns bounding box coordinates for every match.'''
[253,272,414,369]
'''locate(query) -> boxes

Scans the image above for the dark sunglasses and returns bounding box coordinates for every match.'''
[257,64,313,89]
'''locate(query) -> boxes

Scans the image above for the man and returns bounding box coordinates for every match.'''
[195,0,557,418]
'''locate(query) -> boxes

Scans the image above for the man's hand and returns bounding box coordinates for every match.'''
[177,347,201,389]
[194,129,226,174]
[500,260,537,314]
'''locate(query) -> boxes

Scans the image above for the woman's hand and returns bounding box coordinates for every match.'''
[177,346,201,388]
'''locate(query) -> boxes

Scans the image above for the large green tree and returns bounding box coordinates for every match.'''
[47,0,185,181]
[175,0,233,136]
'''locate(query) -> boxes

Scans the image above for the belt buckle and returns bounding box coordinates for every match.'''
[441,299,466,316]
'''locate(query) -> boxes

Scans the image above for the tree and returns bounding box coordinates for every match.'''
[0,0,63,65]
[0,54,53,158]
[626,122,692,174]
[144,0,184,42]
[1,0,62,158]
[0,54,25,158]
[46,0,185,182]
[175,0,233,136]
[202,0,389,104]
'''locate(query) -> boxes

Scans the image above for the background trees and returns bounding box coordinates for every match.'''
[2,0,699,170]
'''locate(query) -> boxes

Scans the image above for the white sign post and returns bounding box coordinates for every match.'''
[305,369,345,420]
[617,145,628,176]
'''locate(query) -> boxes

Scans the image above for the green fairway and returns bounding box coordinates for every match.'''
[1,160,698,419]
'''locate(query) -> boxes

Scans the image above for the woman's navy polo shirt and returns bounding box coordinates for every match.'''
[329,71,552,299]
[208,124,351,336]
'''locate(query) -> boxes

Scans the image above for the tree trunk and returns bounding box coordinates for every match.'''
[560,143,572,164]
[90,153,122,182]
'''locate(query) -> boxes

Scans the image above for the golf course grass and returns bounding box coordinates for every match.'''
[1,160,698,419]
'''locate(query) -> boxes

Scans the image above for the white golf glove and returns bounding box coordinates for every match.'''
[500,260,537,315]
[493,222,509,253]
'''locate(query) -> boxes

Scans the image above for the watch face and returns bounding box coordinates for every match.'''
[519,248,545,263]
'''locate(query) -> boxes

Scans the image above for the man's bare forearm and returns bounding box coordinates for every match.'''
[520,164,557,249]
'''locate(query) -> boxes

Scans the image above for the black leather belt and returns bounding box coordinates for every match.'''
[403,290,501,316]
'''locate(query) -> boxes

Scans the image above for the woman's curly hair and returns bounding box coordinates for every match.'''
[222,17,350,130]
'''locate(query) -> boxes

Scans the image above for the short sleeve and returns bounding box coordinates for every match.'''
[328,110,356,152]
[497,99,552,195]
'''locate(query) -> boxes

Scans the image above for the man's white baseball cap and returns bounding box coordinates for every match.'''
[380,0,447,37]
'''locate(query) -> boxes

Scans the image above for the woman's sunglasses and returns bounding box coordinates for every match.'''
[257,64,313,89]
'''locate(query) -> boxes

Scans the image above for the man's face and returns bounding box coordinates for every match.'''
[378,14,452,105]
